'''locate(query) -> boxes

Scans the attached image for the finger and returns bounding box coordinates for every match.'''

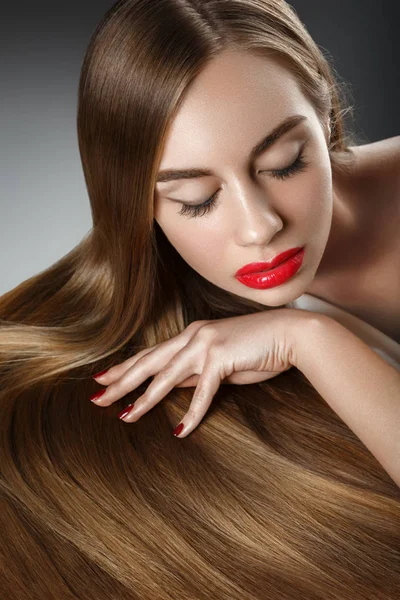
[174,374,200,387]
[93,321,208,383]
[118,354,197,422]
[175,373,229,387]
[92,345,161,383]
[173,361,222,438]
[91,347,177,407]
[90,337,199,406]
[92,325,210,405]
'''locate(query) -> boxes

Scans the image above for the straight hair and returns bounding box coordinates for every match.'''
[1,1,399,598]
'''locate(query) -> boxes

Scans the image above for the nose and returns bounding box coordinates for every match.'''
[232,179,284,247]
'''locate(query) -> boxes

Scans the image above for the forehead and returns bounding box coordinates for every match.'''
[160,50,314,165]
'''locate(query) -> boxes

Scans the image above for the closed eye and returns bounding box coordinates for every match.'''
[178,146,310,219]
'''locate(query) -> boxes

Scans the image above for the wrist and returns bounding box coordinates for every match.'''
[283,309,329,370]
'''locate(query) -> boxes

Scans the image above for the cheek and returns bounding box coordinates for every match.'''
[178,230,223,273]
[287,159,332,227]
[156,213,224,275]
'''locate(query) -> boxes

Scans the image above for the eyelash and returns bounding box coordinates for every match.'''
[178,148,310,219]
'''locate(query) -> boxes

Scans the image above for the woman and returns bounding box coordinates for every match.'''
[1,1,399,598]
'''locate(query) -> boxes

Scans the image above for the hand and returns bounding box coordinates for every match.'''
[90,308,303,437]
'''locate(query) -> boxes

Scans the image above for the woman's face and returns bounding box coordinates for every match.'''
[154,49,333,307]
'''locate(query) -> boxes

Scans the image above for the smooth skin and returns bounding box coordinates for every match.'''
[90,49,399,437]
[153,50,336,310]
[90,308,314,437]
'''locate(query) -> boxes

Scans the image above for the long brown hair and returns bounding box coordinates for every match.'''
[1,1,399,598]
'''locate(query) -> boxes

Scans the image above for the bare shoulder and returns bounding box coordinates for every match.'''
[348,136,400,213]
[349,135,400,183]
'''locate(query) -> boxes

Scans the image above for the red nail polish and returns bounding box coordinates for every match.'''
[117,403,135,420]
[90,389,107,402]
[173,422,184,437]
[93,369,109,379]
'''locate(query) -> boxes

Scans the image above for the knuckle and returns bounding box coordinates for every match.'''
[203,342,224,367]
[106,366,123,381]
[192,338,212,362]
[115,368,142,394]
[158,363,176,382]
[195,323,217,343]
[185,320,208,334]
[118,350,146,370]
[134,352,148,365]
[109,378,128,397]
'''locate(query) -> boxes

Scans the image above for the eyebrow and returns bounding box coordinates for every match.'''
[156,114,308,184]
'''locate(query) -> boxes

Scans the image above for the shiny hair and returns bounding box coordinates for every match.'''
[1,1,399,598]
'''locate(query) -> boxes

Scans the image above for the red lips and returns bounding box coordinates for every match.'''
[235,247,304,276]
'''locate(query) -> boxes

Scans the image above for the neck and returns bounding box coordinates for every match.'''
[308,165,360,294]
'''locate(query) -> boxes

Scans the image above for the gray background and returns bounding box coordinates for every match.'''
[1,0,399,295]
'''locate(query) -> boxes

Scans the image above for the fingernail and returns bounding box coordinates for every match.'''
[93,369,109,379]
[173,422,184,437]
[90,389,107,402]
[117,403,135,420]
